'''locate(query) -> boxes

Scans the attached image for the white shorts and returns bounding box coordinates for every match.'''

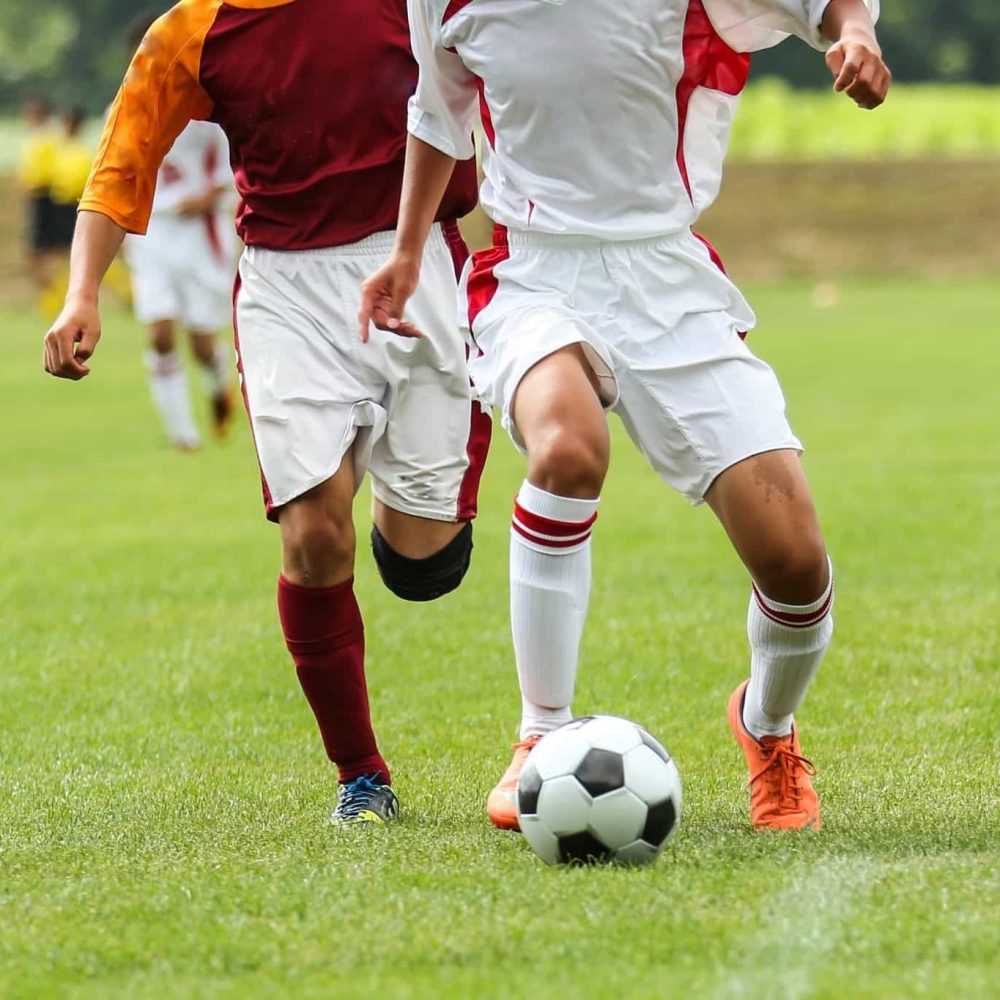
[461,227,801,503]
[125,214,235,331]
[235,222,491,522]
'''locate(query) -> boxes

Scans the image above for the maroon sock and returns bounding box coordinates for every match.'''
[277,574,390,785]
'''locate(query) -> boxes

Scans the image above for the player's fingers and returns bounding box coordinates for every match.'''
[825,45,845,78]
[74,325,101,363]
[357,281,380,342]
[834,55,862,93]
[53,329,90,379]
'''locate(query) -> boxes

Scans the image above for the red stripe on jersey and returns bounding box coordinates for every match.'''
[475,76,495,148]
[232,273,276,522]
[753,585,834,628]
[513,503,598,539]
[466,224,509,332]
[512,521,592,549]
[443,0,475,26]
[440,219,494,522]
[675,0,750,198]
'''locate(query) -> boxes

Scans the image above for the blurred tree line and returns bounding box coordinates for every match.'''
[1,0,999,113]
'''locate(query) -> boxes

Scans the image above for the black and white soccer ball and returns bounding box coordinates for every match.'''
[517,716,681,866]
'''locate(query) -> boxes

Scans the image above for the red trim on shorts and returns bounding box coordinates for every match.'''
[675,0,750,198]
[232,273,277,522]
[753,585,834,629]
[466,223,509,331]
[441,219,493,522]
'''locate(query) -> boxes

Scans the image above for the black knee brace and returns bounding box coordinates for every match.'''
[370,522,473,602]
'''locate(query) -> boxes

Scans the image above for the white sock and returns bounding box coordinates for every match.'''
[510,480,599,740]
[198,342,230,399]
[146,350,200,448]
[742,558,834,740]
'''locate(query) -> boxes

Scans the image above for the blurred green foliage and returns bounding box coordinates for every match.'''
[1,0,999,114]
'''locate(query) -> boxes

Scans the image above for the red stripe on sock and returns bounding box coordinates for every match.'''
[753,585,833,629]
[511,520,592,548]
[513,502,597,539]
[277,575,389,784]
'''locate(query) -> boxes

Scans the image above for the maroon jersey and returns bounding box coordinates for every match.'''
[81,0,477,251]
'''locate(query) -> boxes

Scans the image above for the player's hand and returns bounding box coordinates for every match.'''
[43,294,102,380]
[176,192,216,217]
[358,254,422,343]
[826,39,891,109]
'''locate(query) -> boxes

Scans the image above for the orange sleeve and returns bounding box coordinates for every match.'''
[79,0,221,234]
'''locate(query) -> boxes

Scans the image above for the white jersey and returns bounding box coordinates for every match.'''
[150,120,234,220]
[408,0,878,240]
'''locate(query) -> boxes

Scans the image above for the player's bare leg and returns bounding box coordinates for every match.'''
[706,450,831,830]
[145,319,200,451]
[189,330,233,439]
[277,456,398,826]
[488,345,610,829]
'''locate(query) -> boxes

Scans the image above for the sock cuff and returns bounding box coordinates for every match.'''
[512,481,600,551]
[752,557,834,628]
[277,574,362,646]
[145,349,182,377]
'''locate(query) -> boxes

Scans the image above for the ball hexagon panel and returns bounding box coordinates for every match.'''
[558,830,612,865]
[642,796,679,847]
[614,839,662,867]
[519,815,561,865]
[587,786,647,850]
[579,715,643,755]
[517,759,543,816]
[535,774,593,836]
[622,744,681,805]
[574,747,625,798]
[530,728,592,781]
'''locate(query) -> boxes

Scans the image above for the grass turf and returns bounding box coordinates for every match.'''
[1,280,998,998]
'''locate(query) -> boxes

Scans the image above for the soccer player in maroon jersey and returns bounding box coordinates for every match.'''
[361,0,889,832]
[42,0,491,826]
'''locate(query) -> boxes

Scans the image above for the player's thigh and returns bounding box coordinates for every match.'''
[235,247,385,517]
[705,449,828,602]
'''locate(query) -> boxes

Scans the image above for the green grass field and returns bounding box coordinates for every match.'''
[2,281,998,999]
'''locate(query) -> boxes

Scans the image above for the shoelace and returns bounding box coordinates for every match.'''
[748,742,817,809]
[337,773,386,819]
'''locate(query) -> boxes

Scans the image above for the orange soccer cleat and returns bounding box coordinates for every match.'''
[727,680,821,831]
[486,735,543,831]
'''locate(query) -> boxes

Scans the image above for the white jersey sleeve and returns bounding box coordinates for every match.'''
[406,0,479,160]
[703,0,879,52]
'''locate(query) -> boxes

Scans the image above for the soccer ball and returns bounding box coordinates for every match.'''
[517,716,681,866]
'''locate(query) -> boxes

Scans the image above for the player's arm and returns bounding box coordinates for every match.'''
[820,0,890,109]
[358,136,457,341]
[43,5,215,381]
[43,212,125,380]
[358,0,479,341]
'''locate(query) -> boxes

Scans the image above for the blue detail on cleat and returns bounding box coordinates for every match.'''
[331,774,400,827]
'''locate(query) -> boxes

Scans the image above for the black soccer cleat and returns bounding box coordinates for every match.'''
[330,774,400,828]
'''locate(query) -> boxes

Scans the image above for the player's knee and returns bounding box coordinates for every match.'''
[281,507,356,585]
[753,534,829,605]
[529,426,608,497]
[371,522,473,602]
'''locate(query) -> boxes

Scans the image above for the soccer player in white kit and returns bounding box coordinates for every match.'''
[125,116,237,450]
[361,0,891,831]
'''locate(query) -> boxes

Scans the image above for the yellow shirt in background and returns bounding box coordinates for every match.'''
[50,137,94,205]
[19,128,58,192]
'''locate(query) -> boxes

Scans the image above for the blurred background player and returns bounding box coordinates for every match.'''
[43,0,488,826]
[119,13,237,451]
[362,0,890,833]
[18,96,59,298]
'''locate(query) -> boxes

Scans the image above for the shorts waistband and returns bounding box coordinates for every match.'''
[245,221,454,259]
[496,224,691,251]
